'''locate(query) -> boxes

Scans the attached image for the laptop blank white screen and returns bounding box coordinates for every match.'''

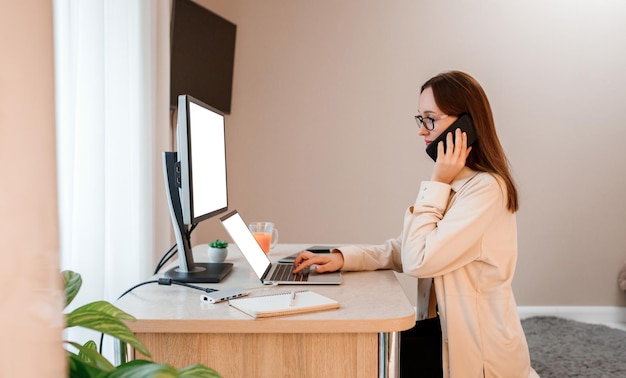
[221,211,271,279]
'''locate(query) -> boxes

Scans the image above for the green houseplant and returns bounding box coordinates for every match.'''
[63,270,221,377]
[207,240,228,263]
[209,240,228,249]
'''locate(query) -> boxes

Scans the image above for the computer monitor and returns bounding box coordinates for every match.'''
[162,94,232,283]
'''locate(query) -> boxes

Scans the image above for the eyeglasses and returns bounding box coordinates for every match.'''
[415,114,448,130]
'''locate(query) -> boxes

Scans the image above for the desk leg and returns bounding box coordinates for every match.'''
[379,331,400,378]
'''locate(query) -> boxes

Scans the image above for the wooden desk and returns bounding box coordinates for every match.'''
[115,244,415,378]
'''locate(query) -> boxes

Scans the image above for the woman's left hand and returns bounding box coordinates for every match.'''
[430,128,472,184]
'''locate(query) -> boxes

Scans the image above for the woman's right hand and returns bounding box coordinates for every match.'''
[430,128,472,184]
[292,250,344,274]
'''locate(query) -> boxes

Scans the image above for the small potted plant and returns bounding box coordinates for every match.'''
[208,239,228,262]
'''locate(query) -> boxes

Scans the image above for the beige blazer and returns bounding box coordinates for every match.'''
[340,167,538,377]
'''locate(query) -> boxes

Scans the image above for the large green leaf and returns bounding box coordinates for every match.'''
[66,308,150,357]
[67,341,115,372]
[178,364,222,378]
[107,360,179,378]
[77,340,111,368]
[107,361,222,378]
[68,352,108,378]
[64,270,82,308]
[72,300,137,321]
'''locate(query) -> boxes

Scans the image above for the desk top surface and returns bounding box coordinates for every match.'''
[115,244,415,334]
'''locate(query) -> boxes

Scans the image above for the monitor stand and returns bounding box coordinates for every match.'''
[163,262,232,283]
[162,152,232,283]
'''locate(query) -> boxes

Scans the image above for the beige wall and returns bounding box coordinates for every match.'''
[194,0,626,307]
[0,1,64,376]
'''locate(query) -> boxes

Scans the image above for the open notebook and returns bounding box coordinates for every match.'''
[219,210,342,285]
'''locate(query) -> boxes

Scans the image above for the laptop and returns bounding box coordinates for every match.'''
[220,210,342,285]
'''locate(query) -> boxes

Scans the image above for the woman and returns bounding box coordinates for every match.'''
[293,71,538,377]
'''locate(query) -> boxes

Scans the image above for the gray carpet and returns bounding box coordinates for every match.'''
[521,316,626,377]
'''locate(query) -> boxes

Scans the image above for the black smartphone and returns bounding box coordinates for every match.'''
[278,247,333,263]
[425,114,477,161]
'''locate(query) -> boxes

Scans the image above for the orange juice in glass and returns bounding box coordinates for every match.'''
[248,222,279,254]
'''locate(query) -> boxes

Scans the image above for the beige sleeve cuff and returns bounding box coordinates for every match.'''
[334,245,366,271]
[413,181,451,213]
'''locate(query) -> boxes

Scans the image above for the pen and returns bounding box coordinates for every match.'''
[288,291,297,307]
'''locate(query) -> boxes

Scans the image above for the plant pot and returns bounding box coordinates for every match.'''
[208,247,228,263]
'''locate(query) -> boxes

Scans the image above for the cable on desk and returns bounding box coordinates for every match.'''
[156,278,218,293]
[116,280,160,300]
[103,277,220,354]
[154,244,177,274]
[153,223,199,274]
[117,278,218,300]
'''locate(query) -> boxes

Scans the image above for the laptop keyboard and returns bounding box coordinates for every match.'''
[269,263,309,282]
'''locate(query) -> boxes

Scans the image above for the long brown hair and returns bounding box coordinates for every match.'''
[421,71,519,212]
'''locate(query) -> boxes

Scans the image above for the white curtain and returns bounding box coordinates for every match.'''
[54,0,171,314]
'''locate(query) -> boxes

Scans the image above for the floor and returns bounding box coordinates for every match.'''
[602,321,626,331]
[518,307,626,332]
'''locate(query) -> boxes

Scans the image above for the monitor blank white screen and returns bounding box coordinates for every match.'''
[189,101,227,219]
